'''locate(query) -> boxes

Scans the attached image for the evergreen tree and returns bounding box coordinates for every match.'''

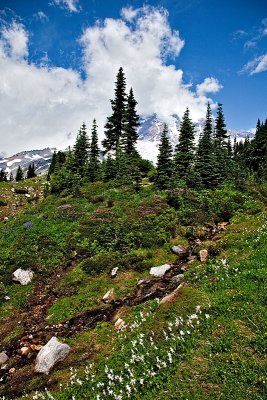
[102,67,127,153]
[196,103,216,188]
[173,108,195,185]
[9,172,14,182]
[251,119,267,178]
[122,88,140,155]
[155,124,173,189]
[26,163,36,179]
[15,165,23,181]
[0,169,7,182]
[73,122,90,177]
[87,119,100,182]
[103,154,117,182]
[47,151,67,181]
[214,103,228,144]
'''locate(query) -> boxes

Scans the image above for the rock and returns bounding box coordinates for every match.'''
[160,284,183,305]
[110,267,118,278]
[12,268,34,285]
[35,337,70,375]
[57,204,73,211]
[199,249,209,262]
[19,347,30,356]
[187,256,197,261]
[171,245,187,256]
[4,295,10,301]
[30,344,43,351]
[14,188,28,194]
[114,318,126,331]
[171,274,184,285]
[9,367,16,374]
[102,288,115,302]
[0,352,8,366]
[23,221,33,229]
[150,264,171,278]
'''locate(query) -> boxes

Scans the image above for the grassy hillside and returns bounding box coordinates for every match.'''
[0,180,266,399]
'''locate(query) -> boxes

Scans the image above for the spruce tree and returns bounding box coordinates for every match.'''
[102,67,127,153]
[73,122,89,177]
[174,108,195,185]
[122,88,140,155]
[196,103,216,188]
[87,119,100,182]
[9,172,14,182]
[155,124,173,189]
[47,151,67,181]
[103,154,117,182]
[0,169,7,182]
[26,163,36,179]
[15,165,23,181]
[214,103,231,182]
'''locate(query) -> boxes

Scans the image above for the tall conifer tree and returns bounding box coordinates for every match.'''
[174,108,195,185]
[102,67,127,153]
[73,122,89,177]
[122,88,140,155]
[87,119,100,182]
[15,165,23,181]
[155,124,173,189]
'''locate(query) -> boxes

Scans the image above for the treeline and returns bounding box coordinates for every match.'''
[0,163,36,182]
[46,67,266,193]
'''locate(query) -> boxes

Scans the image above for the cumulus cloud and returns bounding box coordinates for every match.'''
[241,54,267,75]
[0,21,28,59]
[0,6,222,155]
[196,77,223,96]
[51,0,80,13]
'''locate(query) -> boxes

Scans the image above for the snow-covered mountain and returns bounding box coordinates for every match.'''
[0,148,55,177]
[137,114,255,162]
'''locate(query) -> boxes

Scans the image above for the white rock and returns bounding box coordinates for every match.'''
[35,337,70,375]
[114,318,126,330]
[199,249,209,262]
[102,288,114,302]
[150,264,171,278]
[0,352,8,366]
[12,268,34,285]
[110,267,118,278]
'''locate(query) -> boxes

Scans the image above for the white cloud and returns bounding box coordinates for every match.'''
[241,53,267,75]
[196,77,223,96]
[51,0,80,13]
[121,7,138,22]
[0,21,28,59]
[34,11,49,23]
[0,6,222,156]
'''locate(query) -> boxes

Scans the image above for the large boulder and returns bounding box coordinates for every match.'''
[150,264,171,278]
[12,268,34,285]
[35,337,70,375]
[171,245,187,256]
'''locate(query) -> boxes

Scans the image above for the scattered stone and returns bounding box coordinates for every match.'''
[102,288,115,302]
[171,274,184,285]
[14,188,28,194]
[217,222,228,230]
[0,352,8,366]
[19,347,30,356]
[9,368,16,374]
[35,337,70,375]
[150,264,171,278]
[195,239,202,245]
[23,221,33,229]
[187,256,197,261]
[57,204,73,211]
[12,268,34,285]
[171,245,187,256]
[30,344,43,351]
[114,318,126,331]
[199,249,209,262]
[160,284,183,305]
[4,295,10,301]
[110,267,118,278]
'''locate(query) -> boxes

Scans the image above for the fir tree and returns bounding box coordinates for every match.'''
[174,108,195,185]
[9,172,14,182]
[213,103,231,182]
[196,103,216,188]
[214,103,228,144]
[15,165,23,181]
[102,67,127,153]
[73,122,89,177]
[0,169,7,182]
[47,151,67,181]
[103,154,117,182]
[155,124,173,189]
[26,163,36,179]
[122,88,140,155]
[87,119,100,182]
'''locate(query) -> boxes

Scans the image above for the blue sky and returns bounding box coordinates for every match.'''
[0,0,266,154]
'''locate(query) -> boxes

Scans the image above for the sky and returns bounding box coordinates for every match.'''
[0,0,266,156]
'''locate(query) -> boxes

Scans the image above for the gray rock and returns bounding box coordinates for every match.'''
[12,268,34,285]
[110,267,118,278]
[150,264,171,278]
[171,274,184,285]
[102,288,115,302]
[171,245,187,256]
[0,352,8,366]
[35,337,70,375]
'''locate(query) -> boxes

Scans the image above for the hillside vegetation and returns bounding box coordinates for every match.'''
[0,178,266,400]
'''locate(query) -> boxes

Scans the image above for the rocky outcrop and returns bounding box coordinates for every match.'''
[150,264,171,277]
[35,337,70,375]
[12,268,34,285]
